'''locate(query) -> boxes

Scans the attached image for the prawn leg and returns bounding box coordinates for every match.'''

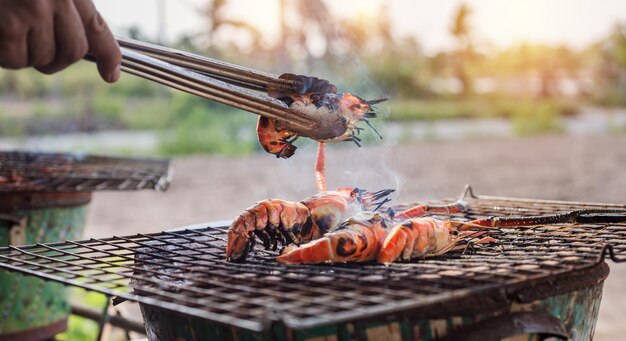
[315,142,327,193]
[226,199,312,262]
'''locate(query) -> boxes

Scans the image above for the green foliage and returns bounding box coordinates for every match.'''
[103,74,161,98]
[92,92,124,122]
[56,289,109,341]
[0,116,25,137]
[388,97,578,122]
[56,316,100,341]
[0,69,54,98]
[389,99,481,121]
[158,95,260,156]
[592,88,626,107]
[511,101,564,136]
[58,63,99,97]
[118,97,173,130]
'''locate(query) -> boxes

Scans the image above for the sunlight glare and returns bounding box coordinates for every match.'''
[223,0,281,46]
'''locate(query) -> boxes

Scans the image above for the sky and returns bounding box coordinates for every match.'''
[93,0,626,54]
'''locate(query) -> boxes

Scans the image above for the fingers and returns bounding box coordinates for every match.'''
[0,0,119,83]
[0,9,28,68]
[27,26,56,68]
[26,0,55,68]
[0,37,28,69]
[73,0,121,83]
[36,1,88,75]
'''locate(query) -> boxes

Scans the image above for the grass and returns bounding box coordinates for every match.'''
[387,96,574,137]
[56,289,109,341]
[511,101,564,136]
[0,65,598,156]
[0,93,582,154]
[388,96,578,122]
[157,96,260,156]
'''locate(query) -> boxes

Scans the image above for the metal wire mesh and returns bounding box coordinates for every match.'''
[0,192,625,332]
[0,151,172,192]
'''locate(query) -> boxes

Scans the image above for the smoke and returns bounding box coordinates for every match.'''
[320,23,402,199]
[259,4,404,201]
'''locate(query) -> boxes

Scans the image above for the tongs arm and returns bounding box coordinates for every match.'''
[116,37,300,94]
[85,39,315,132]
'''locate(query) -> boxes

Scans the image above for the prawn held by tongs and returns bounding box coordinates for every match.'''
[89,38,386,159]
[261,73,386,158]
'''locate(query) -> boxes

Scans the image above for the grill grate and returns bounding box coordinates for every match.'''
[0,151,172,192]
[0,190,625,332]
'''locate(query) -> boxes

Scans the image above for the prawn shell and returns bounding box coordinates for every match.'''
[277,212,388,264]
[256,116,297,158]
[377,218,455,265]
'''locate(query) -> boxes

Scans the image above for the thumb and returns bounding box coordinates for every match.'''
[73,0,121,83]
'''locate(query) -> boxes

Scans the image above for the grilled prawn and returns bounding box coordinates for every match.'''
[277,212,388,264]
[377,204,626,265]
[276,196,477,265]
[225,188,394,262]
[377,218,493,265]
[260,73,385,158]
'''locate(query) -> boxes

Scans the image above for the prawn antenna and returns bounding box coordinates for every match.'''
[362,119,383,139]
[372,197,392,211]
[364,98,388,105]
[350,136,362,147]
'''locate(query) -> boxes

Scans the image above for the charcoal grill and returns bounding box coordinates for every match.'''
[0,187,625,340]
[0,150,172,193]
[0,150,172,340]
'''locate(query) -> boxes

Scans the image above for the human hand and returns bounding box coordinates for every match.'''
[0,0,121,83]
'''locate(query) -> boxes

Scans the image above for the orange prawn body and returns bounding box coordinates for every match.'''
[226,188,394,262]
[269,194,476,265]
[277,212,389,264]
[377,217,459,265]
[256,116,297,158]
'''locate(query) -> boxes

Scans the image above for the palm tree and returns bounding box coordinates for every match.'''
[198,0,261,53]
[450,3,474,95]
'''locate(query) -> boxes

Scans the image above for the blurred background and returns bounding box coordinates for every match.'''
[1,0,625,155]
[1,1,626,340]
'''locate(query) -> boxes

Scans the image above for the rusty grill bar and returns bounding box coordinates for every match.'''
[0,151,173,192]
[0,192,625,332]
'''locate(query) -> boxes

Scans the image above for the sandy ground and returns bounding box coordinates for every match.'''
[84,135,626,340]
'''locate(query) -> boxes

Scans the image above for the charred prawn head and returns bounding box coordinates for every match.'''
[259,73,386,158]
[225,188,394,262]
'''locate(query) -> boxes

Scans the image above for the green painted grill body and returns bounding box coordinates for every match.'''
[0,150,171,340]
[0,199,88,338]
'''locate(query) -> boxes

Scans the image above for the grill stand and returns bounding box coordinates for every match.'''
[0,190,624,340]
[0,192,90,340]
[137,261,608,340]
[0,150,172,340]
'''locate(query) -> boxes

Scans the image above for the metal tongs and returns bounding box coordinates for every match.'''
[86,37,317,134]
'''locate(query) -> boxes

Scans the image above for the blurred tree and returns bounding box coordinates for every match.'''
[0,71,19,97]
[126,25,148,41]
[338,4,394,53]
[606,25,626,87]
[592,24,626,104]
[198,0,261,54]
[292,0,334,65]
[450,2,475,95]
